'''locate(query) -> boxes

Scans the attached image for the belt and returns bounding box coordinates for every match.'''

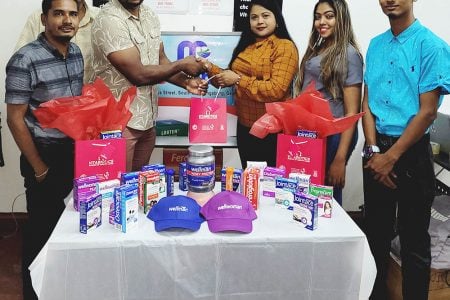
[376,132,430,148]
[376,133,400,147]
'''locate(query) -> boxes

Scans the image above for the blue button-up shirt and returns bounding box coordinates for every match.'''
[5,33,84,141]
[364,20,450,136]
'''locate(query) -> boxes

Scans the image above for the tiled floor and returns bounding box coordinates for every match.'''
[0,214,25,300]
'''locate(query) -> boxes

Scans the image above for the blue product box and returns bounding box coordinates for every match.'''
[113,185,138,233]
[80,193,102,234]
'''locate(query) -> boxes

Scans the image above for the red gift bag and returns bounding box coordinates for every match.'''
[75,138,126,180]
[276,134,326,185]
[189,87,227,143]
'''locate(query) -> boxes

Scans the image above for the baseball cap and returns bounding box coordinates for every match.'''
[200,191,258,233]
[147,195,205,232]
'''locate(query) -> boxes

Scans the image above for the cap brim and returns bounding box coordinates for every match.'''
[155,219,202,232]
[206,218,253,233]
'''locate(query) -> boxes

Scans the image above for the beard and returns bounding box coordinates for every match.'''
[56,35,75,43]
[120,0,144,10]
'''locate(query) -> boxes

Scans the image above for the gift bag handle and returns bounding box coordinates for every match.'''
[200,74,222,101]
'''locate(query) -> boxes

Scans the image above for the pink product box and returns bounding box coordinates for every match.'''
[262,167,286,198]
[73,175,99,211]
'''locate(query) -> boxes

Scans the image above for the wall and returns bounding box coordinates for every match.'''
[0,0,449,213]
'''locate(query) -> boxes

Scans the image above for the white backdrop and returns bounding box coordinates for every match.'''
[0,0,449,212]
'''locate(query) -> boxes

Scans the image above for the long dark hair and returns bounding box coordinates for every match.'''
[295,0,362,99]
[229,0,294,67]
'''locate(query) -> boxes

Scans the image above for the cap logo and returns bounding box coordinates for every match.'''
[168,206,188,212]
[217,204,243,211]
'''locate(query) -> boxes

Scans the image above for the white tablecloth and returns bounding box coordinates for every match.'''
[30,185,376,300]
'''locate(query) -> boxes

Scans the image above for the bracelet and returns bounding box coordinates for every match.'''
[35,168,49,178]
[235,75,241,86]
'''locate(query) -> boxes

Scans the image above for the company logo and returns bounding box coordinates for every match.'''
[245,172,257,200]
[217,204,242,211]
[169,206,188,212]
[199,106,218,120]
[177,41,210,60]
[287,151,310,163]
[88,154,114,167]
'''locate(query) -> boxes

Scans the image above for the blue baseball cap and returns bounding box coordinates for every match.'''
[147,195,205,232]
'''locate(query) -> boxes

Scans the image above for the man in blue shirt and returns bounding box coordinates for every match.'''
[5,0,83,299]
[362,1,449,299]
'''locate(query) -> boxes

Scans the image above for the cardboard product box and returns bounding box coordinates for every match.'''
[387,254,450,300]
[163,148,223,181]
[156,119,188,136]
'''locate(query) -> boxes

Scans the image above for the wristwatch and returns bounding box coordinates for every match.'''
[362,145,380,159]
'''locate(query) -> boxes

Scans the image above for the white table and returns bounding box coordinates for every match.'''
[30,186,376,300]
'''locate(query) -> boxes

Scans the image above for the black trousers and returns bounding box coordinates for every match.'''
[236,122,278,168]
[363,133,434,300]
[20,139,74,300]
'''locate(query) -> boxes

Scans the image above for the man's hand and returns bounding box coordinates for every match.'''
[364,153,398,189]
[180,56,205,77]
[186,78,208,95]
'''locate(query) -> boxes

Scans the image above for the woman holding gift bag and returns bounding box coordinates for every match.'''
[295,0,363,205]
[201,0,298,168]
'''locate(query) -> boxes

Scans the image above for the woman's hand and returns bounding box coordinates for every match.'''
[215,70,240,87]
[327,157,346,188]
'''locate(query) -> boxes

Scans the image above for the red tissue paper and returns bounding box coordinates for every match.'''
[250,82,364,139]
[34,78,136,140]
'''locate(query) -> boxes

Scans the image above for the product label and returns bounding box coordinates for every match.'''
[187,163,215,188]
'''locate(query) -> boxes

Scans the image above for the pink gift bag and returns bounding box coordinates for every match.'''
[75,138,126,180]
[189,86,227,143]
[276,134,326,185]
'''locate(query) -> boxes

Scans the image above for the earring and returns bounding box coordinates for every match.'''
[276,24,279,28]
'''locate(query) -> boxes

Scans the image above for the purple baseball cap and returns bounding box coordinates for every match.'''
[200,191,257,233]
[147,195,205,232]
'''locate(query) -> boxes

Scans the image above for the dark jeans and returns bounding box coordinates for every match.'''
[325,131,358,206]
[363,133,434,300]
[236,122,278,168]
[20,138,74,300]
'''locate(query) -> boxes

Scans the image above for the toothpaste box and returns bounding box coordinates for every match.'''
[262,167,286,198]
[293,192,318,230]
[112,185,138,233]
[275,177,298,210]
[242,167,260,210]
[96,179,120,214]
[73,175,99,211]
[79,193,102,234]
[221,167,243,192]
[309,184,334,218]
[121,171,140,186]
[288,172,311,193]
[141,164,166,201]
